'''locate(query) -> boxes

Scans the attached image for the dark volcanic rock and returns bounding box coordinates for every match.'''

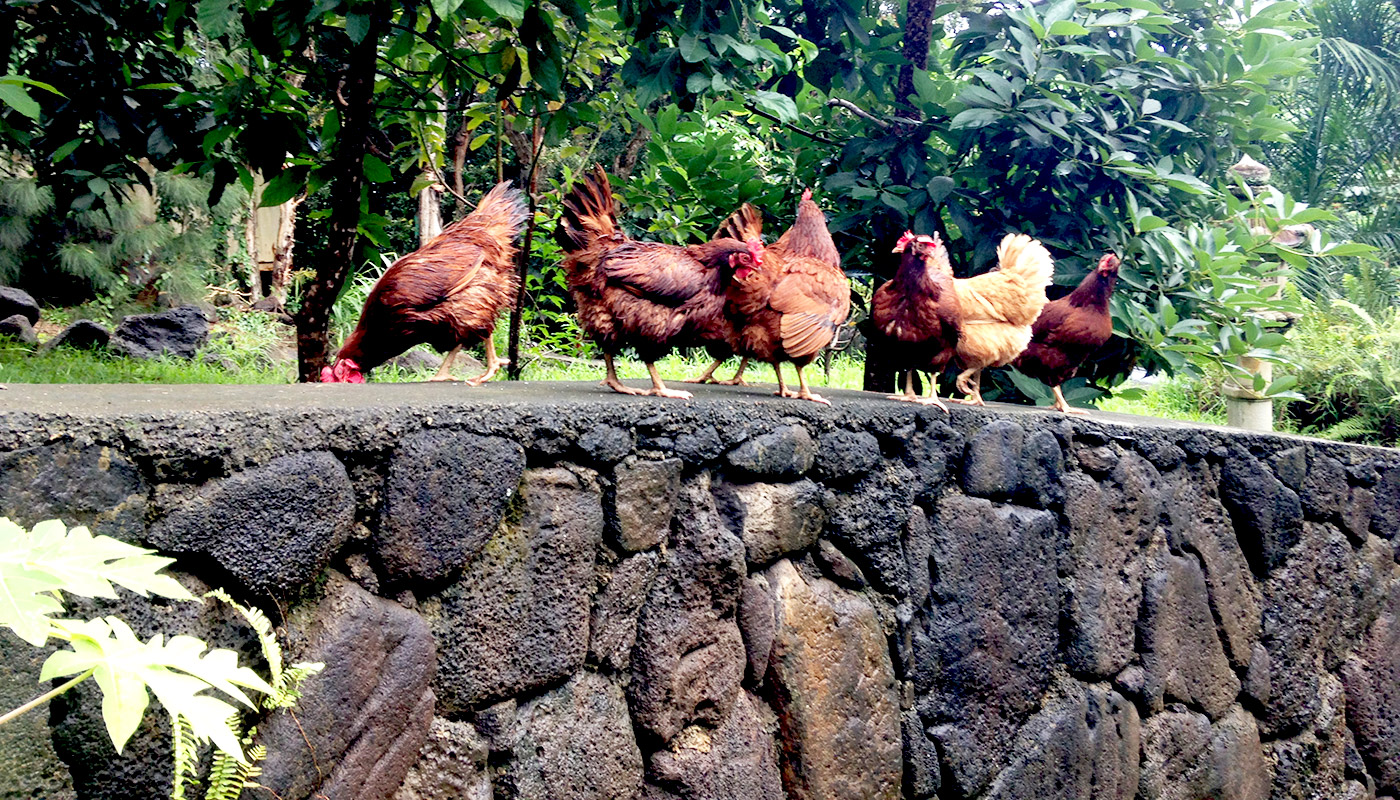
[1267,673,1351,800]
[0,313,36,344]
[259,572,437,800]
[1372,462,1400,540]
[0,285,39,324]
[497,672,644,800]
[1016,429,1064,508]
[629,474,747,745]
[1220,444,1303,575]
[1139,706,1269,800]
[916,495,1060,797]
[580,423,636,464]
[109,305,208,359]
[737,574,775,686]
[902,709,940,799]
[425,467,602,710]
[0,643,76,800]
[0,441,146,542]
[1342,579,1400,795]
[611,457,682,551]
[42,319,111,352]
[590,551,659,671]
[766,558,901,800]
[725,424,815,479]
[963,419,1024,499]
[814,428,881,482]
[148,451,354,596]
[1139,545,1241,719]
[821,462,915,593]
[392,718,491,800]
[376,429,526,584]
[714,478,824,566]
[644,691,784,800]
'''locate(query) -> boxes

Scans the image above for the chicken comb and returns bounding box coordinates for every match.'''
[893,231,918,253]
[1098,253,1121,272]
[747,238,765,265]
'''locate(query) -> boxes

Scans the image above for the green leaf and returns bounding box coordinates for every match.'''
[196,0,238,37]
[51,138,82,162]
[1047,19,1089,36]
[0,82,40,121]
[432,0,467,17]
[481,0,526,22]
[678,34,706,63]
[259,170,305,207]
[345,12,371,44]
[950,108,1004,128]
[363,155,392,184]
[751,90,798,122]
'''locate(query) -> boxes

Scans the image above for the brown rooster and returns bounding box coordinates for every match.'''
[949,233,1056,405]
[696,194,849,403]
[871,232,963,410]
[320,182,528,384]
[1013,253,1121,414]
[555,166,765,399]
[689,189,844,388]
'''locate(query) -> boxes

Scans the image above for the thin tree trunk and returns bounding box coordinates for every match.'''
[449,121,469,218]
[506,117,542,380]
[245,186,261,299]
[293,9,383,382]
[269,195,303,305]
[898,0,938,113]
[613,123,650,179]
[417,165,442,245]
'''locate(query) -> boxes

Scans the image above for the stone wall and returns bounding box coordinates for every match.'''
[0,383,1396,800]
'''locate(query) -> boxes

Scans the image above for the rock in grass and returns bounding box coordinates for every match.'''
[0,314,37,344]
[0,286,39,325]
[109,305,208,359]
[42,320,111,352]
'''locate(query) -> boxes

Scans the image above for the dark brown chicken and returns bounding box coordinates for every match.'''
[320,182,528,384]
[555,165,765,399]
[1013,253,1121,414]
[690,189,844,388]
[698,194,849,403]
[870,232,963,410]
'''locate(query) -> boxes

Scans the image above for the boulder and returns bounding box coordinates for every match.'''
[391,718,491,800]
[109,305,208,359]
[0,313,36,344]
[963,419,1024,499]
[1138,545,1241,719]
[1220,444,1303,575]
[1138,706,1270,800]
[147,451,355,597]
[644,691,785,800]
[375,429,525,584]
[590,551,660,671]
[424,467,602,710]
[814,428,881,483]
[0,285,39,324]
[1017,429,1065,509]
[725,424,816,479]
[497,672,644,800]
[0,441,146,542]
[41,319,111,352]
[611,457,683,551]
[766,559,901,800]
[258,572,438,800]
[629,475,747,745]
[1342,579,1400,795]
[714,479,824,566]
[821,462,915,592]
[580,423,636,464]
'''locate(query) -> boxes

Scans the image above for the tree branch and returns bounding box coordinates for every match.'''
[826,98,924,130]
[744,104,841,145]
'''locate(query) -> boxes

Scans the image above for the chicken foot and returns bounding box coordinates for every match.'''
[685,357,751,385]
[952,369,987,406]
[463,338,508,387]
[430,346,463,382]
[886,370,949,413]
[600,355,693,399]
[1052,385,1090,415]
[791,365,830,405]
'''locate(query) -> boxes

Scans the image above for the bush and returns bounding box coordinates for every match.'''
[1281,299,1400,445]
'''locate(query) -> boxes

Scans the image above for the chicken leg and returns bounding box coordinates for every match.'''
[464,338,508,386]
[792,365,830,405]
[430,345,462,381]
[887,370,949,413]
[645,362,693,399]
[685,357,751,385]
[1052,385,1091,415]
[600,355,692,399]
[953,368,986,406]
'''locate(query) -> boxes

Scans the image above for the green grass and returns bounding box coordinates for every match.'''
[0,341,288,384]
[1098,374,1228,425]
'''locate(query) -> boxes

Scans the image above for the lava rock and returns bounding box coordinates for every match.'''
[813,538,868,589]
[258,572,437,800]
[1016,429,1065,508]
[1138,706,1270,800]
[0,644,76,800]
[42,319,111,352]
[1373,462,1400,540]
[0,313,36,344]
[902,709,940,799]
[1139,545,1241,719]
[1220,444,1303,575]
[580,423,636,464]
[765,558,901,800]
[714,479,824,566]
[725,425,816,479]
[424,467,602,710]
[737,574,775,687]
[963,419,1025,499]
[611,457,682,551]
[0,286,39,324]
[814,428,881,483]
[644,691,784,800]
[821,462,915,593]
[1266,673,1351,800]
[109,305,209,359]
[391,718,491,800]
[0,441,146,542]
[590,551,660,671]
[1342,579,1400,795]
[148,451,355,597]
[376,429,526,584]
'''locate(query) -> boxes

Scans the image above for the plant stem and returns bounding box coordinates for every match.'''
[0,668,95,727]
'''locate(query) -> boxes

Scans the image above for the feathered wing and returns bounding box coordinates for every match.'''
[442,181,529,247]
[953,233,1054,326]
[598,243,714,306]
[714,203,763,244]
[767,256,850,360]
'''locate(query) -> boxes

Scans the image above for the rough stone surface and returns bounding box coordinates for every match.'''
[821,462,915,592]
[725,424,815,478]
[0,644,76,800]
[738,574,775,686]
[41,319,111,352]
[1017,429,1065,508]
[425,467,602,710]
[814,428,881,482]
[1139,545,1242,719]
[963,419,1024,498]
[392,718,491,800]
[590,551,660,671]
[497,672,644,800]
[1373,463,1400,540]
[1139,706,1270,800]
[0,285,39,324]
[612,457,682,551]
[629,474,747,745]
[580,423,636,464]
[767,558,902,800]
[148,451,354,596]
[109,305,208,359]
[258,572,437,800]
[1266,673,1351,800]
[714,478,824,566]
[644,691,785,800]
[1342,578,1400,795]
[377,429,526,584]
[0,312,36,344]
[1220,444,1304,575]
[0,441,146,541]
[915,495,1060,797]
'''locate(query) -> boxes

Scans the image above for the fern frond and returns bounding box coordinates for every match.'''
[170,713,200,800]
[205,588,284,690]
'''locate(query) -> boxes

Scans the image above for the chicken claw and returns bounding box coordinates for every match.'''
[795,390,831,405]
[648,386,694,400]
[1052,386,1091,415]
[887,393,950,413]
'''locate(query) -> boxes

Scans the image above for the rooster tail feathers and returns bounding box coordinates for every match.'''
[995,233,1055,288]
[469,181,531,236]
[714,203,763,243]
[556,165,620,253]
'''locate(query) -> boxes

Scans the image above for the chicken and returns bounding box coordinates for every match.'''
[870,232,963,410]
[555,165,765,399]
[320,182,528,384]
[949,232,1056,405]
[688,188,843,386]
[699,194,850,404]
[1012,253,1121,414]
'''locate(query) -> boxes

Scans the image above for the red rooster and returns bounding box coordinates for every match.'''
[1013,253,1121,414]
[690,189,844,388]
[696,194,849,403]
[555,166,765,399]
[870,232,963,410]
[320,182,528,384]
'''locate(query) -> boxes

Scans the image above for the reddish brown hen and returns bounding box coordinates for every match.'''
[1013,253,1121,414]
[690,189,845,389]
[555,165,765,399]
[698,193,850,404]
[320,182,528,384]
[870,232,963,411]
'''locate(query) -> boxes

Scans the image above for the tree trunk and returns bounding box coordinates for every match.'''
[613,123,650,180]
[417,165,443,246]
[269,195,303,306]
[449,121,470,218]
[897,0,938,112]
[293,10,383,382]
[505,117,542,380]
[245,186,261,299]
